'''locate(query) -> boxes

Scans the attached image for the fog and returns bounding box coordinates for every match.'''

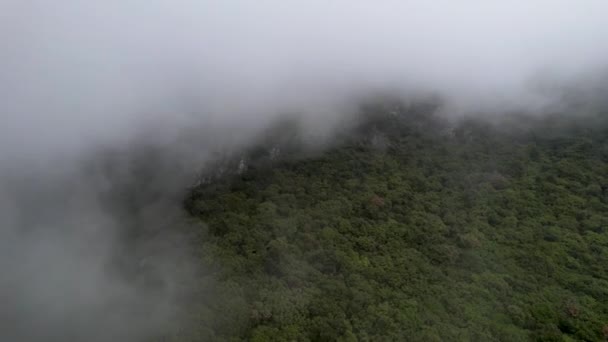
[1,1,607,340]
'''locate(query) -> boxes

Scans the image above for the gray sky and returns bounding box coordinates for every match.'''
[2,0,608,161]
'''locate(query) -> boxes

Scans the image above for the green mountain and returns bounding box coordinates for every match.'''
[177,105,608,341]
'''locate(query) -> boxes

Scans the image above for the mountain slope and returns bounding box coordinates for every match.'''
[180,108,608,341]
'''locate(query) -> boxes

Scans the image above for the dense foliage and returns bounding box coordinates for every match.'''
[177,107,608,341]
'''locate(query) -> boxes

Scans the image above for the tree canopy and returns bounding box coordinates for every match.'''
[173,107,608,341]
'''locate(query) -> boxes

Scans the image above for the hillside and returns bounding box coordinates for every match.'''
[178,107,608,341]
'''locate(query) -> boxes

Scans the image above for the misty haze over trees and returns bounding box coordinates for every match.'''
[178,104,608,341]
[1,1,608,341]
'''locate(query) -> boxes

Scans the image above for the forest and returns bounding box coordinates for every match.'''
[173,104,608,341]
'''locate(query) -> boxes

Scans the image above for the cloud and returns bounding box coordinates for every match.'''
[3,1,608,159]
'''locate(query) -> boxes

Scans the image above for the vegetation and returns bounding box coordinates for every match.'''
[176,105,608,341]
